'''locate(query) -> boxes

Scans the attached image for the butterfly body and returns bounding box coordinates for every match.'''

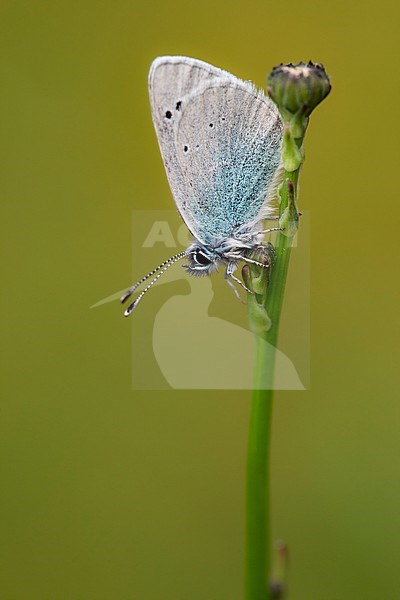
[122,56,283,315]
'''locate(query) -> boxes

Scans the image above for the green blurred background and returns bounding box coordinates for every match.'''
[2,1,399,598]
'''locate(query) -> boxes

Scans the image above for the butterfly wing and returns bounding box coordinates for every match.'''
[149,57,228,238]
[149,56,283,246]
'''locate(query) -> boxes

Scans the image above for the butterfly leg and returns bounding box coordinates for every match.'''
[224,246,273,269]
[240,255,271,268]
[224,261,252,303]
[258,226,284,235]
[225,276,246,303]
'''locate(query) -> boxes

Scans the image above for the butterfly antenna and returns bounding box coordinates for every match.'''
[122,251,186,317]
[120,252,186,304]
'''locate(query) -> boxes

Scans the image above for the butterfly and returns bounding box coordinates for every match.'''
[121,56,283,316]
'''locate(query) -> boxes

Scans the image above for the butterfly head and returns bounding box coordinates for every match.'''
[184,242,221,276]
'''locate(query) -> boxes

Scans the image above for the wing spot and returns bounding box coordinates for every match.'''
[165,110,172,119]
[176,101,182,111]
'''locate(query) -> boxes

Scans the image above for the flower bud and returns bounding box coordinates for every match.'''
[243,263,272,334]
[267,61,331,121]
[242,245,275,334]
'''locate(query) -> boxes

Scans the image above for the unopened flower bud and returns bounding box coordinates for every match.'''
[267,61,331,121]
[242,244,275,334]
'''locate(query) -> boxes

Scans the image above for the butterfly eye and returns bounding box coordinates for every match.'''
[193,250,212,266]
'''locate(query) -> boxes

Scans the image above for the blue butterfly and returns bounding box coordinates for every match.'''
[122,56,283,316]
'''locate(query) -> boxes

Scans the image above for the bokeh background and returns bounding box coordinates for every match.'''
[2,1,399,598]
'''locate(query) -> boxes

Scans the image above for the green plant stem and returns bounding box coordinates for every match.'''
[246,384,273,600]
[246,148,299,598]
[245,232,293,600]
[245,57,330,600]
